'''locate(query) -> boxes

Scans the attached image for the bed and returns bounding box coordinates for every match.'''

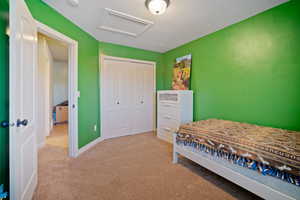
[173,119,300,200]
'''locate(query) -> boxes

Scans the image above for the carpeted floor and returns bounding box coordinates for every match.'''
[45,123,68,148]
[34,130,261,200]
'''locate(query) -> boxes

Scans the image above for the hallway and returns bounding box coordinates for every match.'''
[46,124,68,149]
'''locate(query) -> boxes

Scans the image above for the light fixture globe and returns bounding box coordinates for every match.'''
[145,0,170,15]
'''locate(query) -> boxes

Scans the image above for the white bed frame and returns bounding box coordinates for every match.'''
[172,133,299,200]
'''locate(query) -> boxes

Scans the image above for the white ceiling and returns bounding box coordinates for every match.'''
[45,36,69,62]
[42,0,288,53]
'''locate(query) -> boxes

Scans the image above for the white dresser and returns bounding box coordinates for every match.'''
[157,90,193,143]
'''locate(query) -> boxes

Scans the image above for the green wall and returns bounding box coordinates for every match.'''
[26,0,101,148]
[1,0,297,196]
[25,0,165,147]
[0,0,9,192]
[0,0,164,192]
[163,0,300,131]
[99,42,164,90]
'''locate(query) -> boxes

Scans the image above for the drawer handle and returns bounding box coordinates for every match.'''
[162,104,172,107]
[164,116,171,119]
[164,127,171,131]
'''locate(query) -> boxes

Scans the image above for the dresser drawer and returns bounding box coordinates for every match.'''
[158,110,179,121]
[159,102,179,109]
[158,117,179,129]
[158,104,179,117]
[157,127,174,143]
[157,90,193,144]
[158,118,179,133]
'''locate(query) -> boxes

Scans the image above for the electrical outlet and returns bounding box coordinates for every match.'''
[93,125,97,132]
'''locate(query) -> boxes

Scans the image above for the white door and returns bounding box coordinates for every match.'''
[102,58,155,139]
[102,59,134,138]
[132,62,155,133]
[9,0,38,199]
[141,64,155,132]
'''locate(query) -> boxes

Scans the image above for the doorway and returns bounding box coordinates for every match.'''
[36,22,79,157]
[37,32,69,150]
[9,1,79,198]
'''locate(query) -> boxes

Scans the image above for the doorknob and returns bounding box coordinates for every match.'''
[1,121,14,128]
[16,119,28,127]
[141,100,144,104]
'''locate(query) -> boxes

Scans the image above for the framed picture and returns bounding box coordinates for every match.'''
[172,54,192,90]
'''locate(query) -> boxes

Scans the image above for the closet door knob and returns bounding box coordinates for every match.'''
[141,101,144,104]
[116,101,120,105]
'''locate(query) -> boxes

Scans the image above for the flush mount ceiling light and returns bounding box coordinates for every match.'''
[67,0,79,7]
[145,0,170,15]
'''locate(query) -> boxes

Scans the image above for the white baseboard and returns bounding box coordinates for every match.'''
[103,129,154,140]
[77,130,154,156]
[77,136,104,156]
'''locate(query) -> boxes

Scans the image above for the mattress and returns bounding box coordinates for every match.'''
[176,119,300,186]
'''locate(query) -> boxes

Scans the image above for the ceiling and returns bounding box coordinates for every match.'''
[44,34,69,62]
[42,0,288,53]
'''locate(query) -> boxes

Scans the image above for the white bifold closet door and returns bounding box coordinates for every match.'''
[132,62,154,134]
[102,58,155,139]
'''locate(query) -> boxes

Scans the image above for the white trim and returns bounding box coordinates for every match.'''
[99,26,138,37]
[172,133,299,200]
[153,61,157,131]
[98,8,153,37]
[101,130,153,141]
[100,55,156,140]
[37,21,77,44]
[36,21,79,157]
[102,55,156,65]
[77,137,104,156]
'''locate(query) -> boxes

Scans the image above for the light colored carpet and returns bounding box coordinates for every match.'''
[34,131,261,200]
[46,123,68,149]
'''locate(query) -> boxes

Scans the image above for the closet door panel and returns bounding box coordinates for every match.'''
[118,62,134,107]
[116,62,134,136]
[132,63,154,133]
[142,65,154,132]
[102,60,118,108]
[102,60,118,138]
[134,65,144,106]
[132,64,143,133]
[105,107,132,138]
[102,60,132,138]
[102,58,154,138]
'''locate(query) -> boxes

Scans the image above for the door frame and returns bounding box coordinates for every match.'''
[36,21,79,157]
[100,55,156,139]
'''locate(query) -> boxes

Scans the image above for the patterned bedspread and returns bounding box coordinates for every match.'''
[176,119,300,186]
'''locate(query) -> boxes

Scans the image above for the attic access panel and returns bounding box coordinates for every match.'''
[99,8,154,37]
